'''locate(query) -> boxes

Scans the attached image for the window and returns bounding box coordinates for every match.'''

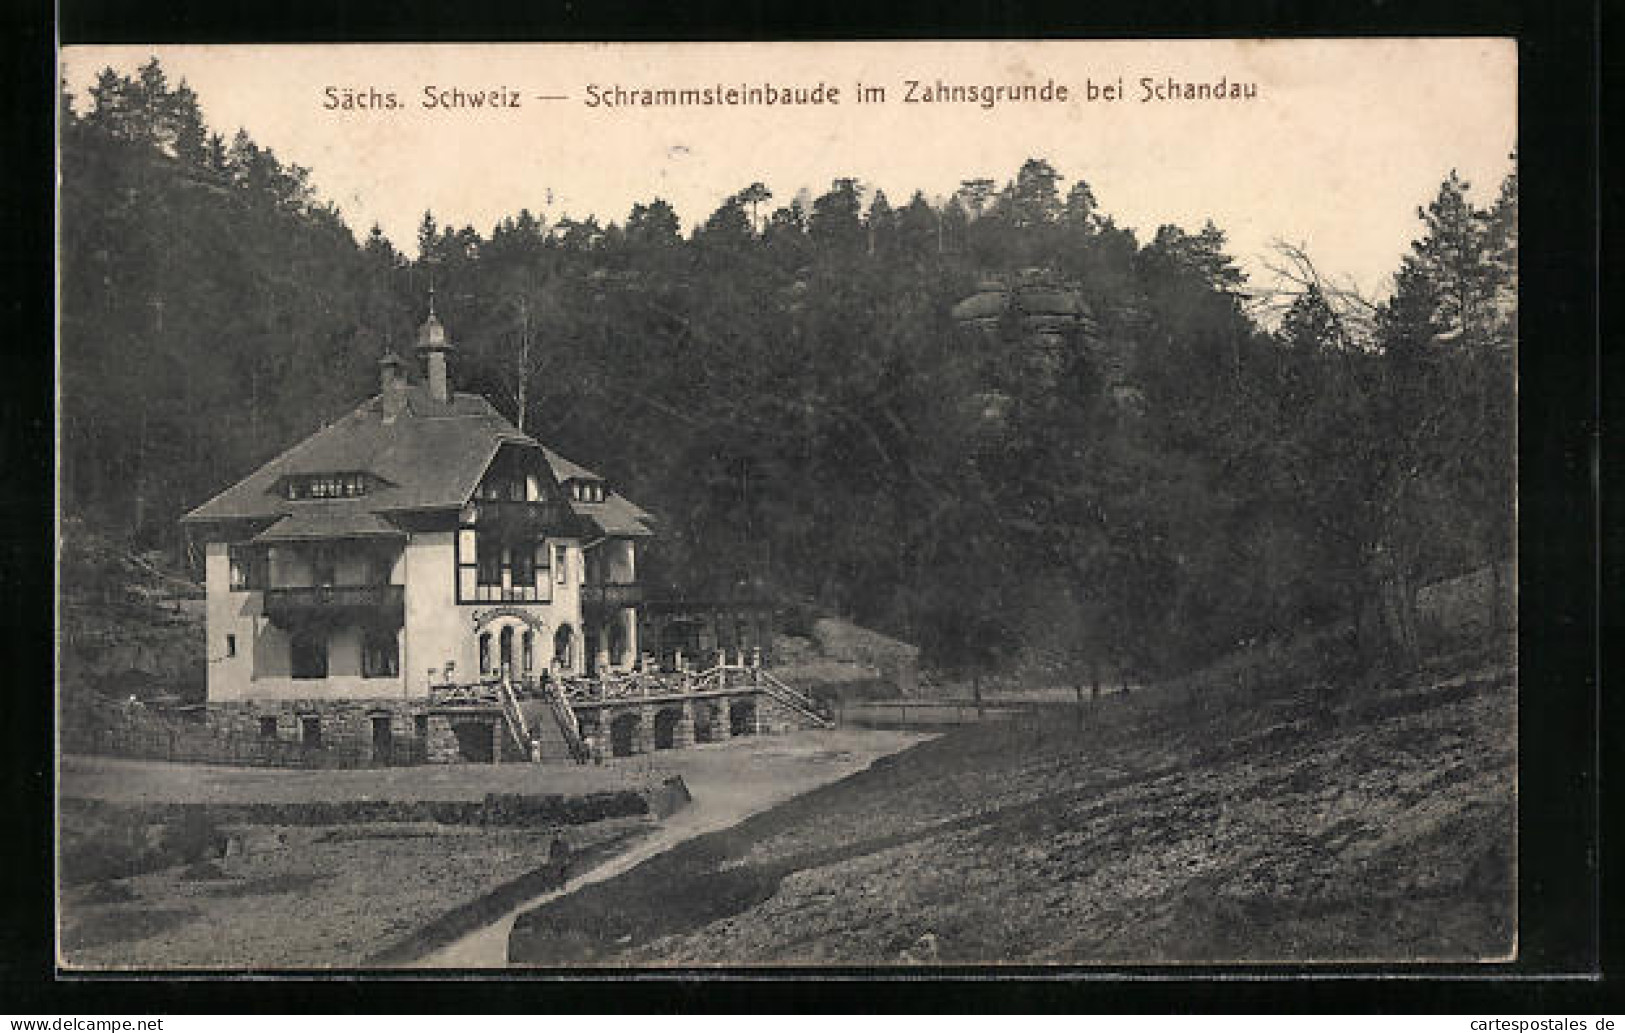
[414,714,429,739]
[457,507,551,604]
[476,475,525,501]
[362,628,399,678]
[512,544,535,588]
[499,626,514,674]
[360,547,393,585]
[479,633,492,676]
[259,716,278,740]
[476,540,503,586]
[522,630,534,673]
[287,473,367,500]
[555,545,569,585]
[291,628,328,679]
[228,544,267,591]
[301,715,322,748]
[225,634,237,658]
[311,546,337,587]
[553,625,575,670]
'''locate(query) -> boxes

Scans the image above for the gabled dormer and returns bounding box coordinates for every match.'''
[273,471,393,501]
[564,477,607,504]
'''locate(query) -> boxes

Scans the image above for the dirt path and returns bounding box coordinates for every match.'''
[409,729,929,968]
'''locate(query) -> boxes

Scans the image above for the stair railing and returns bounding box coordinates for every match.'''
[542,677,589,763]
[758,669,835,728]
[497,669,533,754]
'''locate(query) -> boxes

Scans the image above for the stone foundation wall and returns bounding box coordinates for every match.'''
[205,700,475,764]
[205,686,823,765]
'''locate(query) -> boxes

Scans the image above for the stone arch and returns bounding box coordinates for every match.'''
[728,698,758,737]
[609,710,641,757]
[499,625,515,674]
[653,707,683,750]
[554,623,577,672]
[474,610,548,680]
[691,700,721,743]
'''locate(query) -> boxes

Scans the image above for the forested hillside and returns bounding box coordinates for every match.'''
[59,60,1515,683]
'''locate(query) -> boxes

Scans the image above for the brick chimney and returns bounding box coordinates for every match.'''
[379,351,408,421]
[415,290,454,405]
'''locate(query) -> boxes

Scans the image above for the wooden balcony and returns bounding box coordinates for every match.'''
[581,581,644,613]
[264,584,405,626]
[463,498,577,536]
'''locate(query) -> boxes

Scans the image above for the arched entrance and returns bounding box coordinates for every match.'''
[554,624,577,672]
[609,711,641,757]
[729,699,757,737]
[499,625,515,674]
[691,701,720,743]
[653,707,683,750]
[474,610,547,682]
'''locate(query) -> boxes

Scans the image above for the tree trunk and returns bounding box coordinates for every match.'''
[1489,559,1506,637]
[1361,550,1420,675]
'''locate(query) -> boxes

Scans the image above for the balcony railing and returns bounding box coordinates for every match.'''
[580,581,644,611]
[264,584,405,625]
[463,498,576,535]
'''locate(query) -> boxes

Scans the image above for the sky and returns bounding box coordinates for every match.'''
[60,39,1517,301]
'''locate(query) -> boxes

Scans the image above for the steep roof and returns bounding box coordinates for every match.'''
[183,384,654,538]
[252,505,405,543]
[573,493,656,538]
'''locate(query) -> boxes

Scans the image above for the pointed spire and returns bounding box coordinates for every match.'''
[416,287,453,404]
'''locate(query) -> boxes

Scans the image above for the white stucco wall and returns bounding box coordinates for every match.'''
[404,530,459,694]
[204,541,262,703]
[205,539,409,704]
[204,530,594,704]
[403,531,589,691]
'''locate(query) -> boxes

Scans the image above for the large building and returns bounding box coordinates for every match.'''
[180,304,675,760]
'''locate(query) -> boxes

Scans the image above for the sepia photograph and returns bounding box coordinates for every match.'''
[54,38,1518,971]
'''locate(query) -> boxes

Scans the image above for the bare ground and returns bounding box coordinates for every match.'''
[508,661,1516,966]
[58,729,926,970]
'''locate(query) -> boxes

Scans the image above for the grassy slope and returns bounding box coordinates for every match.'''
[510,657,1515,965]
[59,818,651,970]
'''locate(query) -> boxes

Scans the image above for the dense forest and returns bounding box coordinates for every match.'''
[59,60,1515,684]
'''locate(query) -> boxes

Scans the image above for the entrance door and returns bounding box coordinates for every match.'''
[371,715,392,763]
[584,627,601,675]
[729,699,757,737]
[654,708,682,750]
[610,712,640,757]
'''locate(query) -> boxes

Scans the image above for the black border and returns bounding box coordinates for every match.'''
[9,0,1607,1013]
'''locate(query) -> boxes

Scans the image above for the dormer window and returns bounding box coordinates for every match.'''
[286,473,368,500]
[571,480,606,503]
[477,475,527,502]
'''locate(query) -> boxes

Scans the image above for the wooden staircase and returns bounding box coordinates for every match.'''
[495,672,590,763]
[539,676,590,763]
[758,670,835,729]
